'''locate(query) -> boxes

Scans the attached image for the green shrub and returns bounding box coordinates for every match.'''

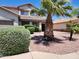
[35,26,40,32]
[67,23,79,33]
[27,27,35,34]
[0,27,30,56]
[12,26,25,28]
[24,24,34,28]
[24,24,40,33]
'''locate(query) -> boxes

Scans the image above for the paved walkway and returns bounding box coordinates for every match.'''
[0,51,79,59]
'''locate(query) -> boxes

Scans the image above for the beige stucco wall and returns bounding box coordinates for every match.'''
[0,8,19,26]
[53,23,67,30]
[74,19,79,23]
[53,19,79,30]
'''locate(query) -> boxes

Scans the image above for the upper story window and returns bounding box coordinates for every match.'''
[21,11,29,15]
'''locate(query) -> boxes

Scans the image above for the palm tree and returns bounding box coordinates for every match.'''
[31,0,72,41]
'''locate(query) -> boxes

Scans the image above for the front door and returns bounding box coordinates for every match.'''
[42,24,45,31]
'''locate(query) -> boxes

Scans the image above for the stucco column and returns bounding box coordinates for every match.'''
[19,10,21,15]
[28,10,31,16]
[29,21,32,25]
[39,22,42,31]
[13,19,19,26]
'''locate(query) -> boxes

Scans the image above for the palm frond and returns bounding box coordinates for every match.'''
[38,9,47,16]
[58,1,67,5]
[51,0,57,2]
[57,0,70,5]
[31,8,47,16]
[63,6,72,10]
[64,13,72,17]
[30,8,39,14]
[32,0,72,17]
[42,0,54,13]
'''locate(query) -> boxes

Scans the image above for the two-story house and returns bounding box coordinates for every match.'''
[0,3,46,31]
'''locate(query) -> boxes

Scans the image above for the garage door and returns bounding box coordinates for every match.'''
[0,20,13,25]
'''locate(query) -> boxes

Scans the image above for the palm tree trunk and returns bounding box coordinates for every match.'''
[44,13,54,41]
[69,30,73,41]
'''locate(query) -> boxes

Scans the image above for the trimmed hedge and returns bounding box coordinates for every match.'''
[27,27,35,34]
[35,26,39,32]
[0,27,30,56]
[24,24,40,34]
[24,24,34,28]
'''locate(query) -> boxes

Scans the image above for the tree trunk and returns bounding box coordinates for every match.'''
[44,13,54,41]
[69,30,73,41]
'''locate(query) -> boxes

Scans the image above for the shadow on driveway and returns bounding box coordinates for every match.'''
[62,36,78,41]
[31,36,64,46]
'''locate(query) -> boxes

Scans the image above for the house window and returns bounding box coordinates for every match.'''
[21,11,29,15]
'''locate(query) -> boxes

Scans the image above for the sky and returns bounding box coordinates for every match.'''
[0,0,79,20]
[0,0,41,7]
[0,0,79,8]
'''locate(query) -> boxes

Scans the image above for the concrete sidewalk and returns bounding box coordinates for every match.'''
[0,51,79,59]
[32,51,79,59]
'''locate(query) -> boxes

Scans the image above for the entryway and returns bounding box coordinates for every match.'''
[42,24,45,31]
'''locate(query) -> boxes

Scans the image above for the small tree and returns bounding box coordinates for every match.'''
[68,7,79,41]
[67,23,79,41]
[71,8,79,18]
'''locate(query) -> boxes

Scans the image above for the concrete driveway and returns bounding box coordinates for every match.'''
[30,31,79,54]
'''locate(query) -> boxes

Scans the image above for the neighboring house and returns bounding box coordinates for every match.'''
[53,17,79,31]
[0,3,46,31]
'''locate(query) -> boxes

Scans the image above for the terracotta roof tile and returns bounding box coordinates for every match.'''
[2,6,19,10]
[3,6,30,12]
[0,7,19,16]
[53,17,79,24]
[18,3,35,8]
[20,15,46,22]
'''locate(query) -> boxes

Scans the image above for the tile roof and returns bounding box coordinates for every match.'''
[20,15,46,22]
[0,7,19,16]
[18,3,35,8]
[2,6,25,11]
[53,17,78,24]
[2,6,19,10]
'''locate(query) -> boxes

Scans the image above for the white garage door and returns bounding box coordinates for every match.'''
[0,20,13,25]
